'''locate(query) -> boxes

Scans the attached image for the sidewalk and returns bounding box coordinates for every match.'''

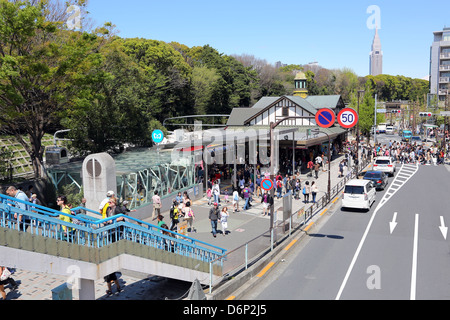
[4,154,351,300]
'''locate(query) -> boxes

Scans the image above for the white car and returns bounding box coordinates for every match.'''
[386,126,394,135]
[373,156,396,176]
[341,179,376,211]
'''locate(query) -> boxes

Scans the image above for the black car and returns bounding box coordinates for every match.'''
[363,171,388,190]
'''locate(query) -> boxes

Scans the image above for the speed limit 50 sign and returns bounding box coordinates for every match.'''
[337,108,358,129]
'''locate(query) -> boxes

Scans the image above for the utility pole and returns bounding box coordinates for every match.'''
[355,90,364,177]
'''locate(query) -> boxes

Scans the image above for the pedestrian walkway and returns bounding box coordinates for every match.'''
[2,153,354,300]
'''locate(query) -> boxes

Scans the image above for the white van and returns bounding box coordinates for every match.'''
[386,126,394,135]
[341,179,376,211]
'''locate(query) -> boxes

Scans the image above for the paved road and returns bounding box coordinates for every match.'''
[246,163,450,300]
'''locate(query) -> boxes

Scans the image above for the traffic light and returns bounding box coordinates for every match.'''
[390,110,401,113]
[419,112,433,117]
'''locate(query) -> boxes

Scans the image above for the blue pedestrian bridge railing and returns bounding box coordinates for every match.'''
[0,194,226,266]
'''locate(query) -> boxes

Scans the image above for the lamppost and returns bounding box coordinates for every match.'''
[355,90,365,176]
[269,116,314,250]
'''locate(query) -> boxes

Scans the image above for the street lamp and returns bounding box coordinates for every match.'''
[269,116,314,250]
[356,90,365,176]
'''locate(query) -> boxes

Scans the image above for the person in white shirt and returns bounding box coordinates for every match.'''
[220,207,229,236]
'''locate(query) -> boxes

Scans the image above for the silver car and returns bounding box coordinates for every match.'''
[372,156,396,176]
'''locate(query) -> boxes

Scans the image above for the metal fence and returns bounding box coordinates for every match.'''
[0,193,226,267]
[208,157,372,291]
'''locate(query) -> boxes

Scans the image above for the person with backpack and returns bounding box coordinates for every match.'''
[276,178,283,199]
[169,199,180,231]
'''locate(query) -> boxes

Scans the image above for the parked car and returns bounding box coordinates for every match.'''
[373,156,396,176]
[341,179,376,211]
[363,171,388,190]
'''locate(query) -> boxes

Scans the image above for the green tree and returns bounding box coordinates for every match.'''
[0,0,104,178]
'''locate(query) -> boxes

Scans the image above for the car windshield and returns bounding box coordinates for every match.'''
[364,172,381,178]
[344,185,365,194]
[412,137,421,140]
[375,160,390,164]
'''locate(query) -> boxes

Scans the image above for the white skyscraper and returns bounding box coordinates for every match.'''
[369,28,383,76]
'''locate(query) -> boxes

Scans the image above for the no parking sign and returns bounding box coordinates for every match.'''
[315,108,336,128]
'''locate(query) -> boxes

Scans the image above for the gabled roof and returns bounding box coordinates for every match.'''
[226,107,261,126]
[226,95,345,127]
[243,95,318,125]
[305,95,343,110]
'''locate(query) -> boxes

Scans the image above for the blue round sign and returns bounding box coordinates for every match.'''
[152,129,164,144]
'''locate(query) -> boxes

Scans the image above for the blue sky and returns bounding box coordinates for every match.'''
[84,0,450,79]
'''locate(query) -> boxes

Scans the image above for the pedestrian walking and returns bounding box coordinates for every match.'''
[169,199,180,231]
[242,185,251,210]
[209,202,220,238]
[6,186,30,232]
[232,188,240,212]
[314,161,320,179]
[307,159,314,177]
[303,181,311,203]
[212,181,220,204]
[261,191,273,216]
[183,202,195,232]
[311,181,318,203]
[57,195,73,241]
[338,160,344,178]
[220,207,229,236]
[152,190,161,220]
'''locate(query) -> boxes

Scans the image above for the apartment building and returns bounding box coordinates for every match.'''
[430,27,450,105]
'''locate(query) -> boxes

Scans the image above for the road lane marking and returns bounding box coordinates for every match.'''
[336,163,419,300]
[257,262,275,278]
[226,295,236,300]
[410,214,419,300]
[320,208,328,216]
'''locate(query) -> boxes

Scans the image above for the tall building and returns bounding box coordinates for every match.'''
[369,28,383,76]
[429,27,450,105]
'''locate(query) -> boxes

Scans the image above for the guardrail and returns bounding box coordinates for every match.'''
[207,156,372,293]
[0,194,226,266]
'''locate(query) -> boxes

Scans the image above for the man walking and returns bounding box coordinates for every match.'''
[6,186,30,232]
[209,203,220,238]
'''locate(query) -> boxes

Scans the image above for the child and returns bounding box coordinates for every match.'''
[206,188,212,205]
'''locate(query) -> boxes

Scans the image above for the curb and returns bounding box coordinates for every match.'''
[206,197,338,300]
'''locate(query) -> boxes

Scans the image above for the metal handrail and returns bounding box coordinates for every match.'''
[0,194,226,264]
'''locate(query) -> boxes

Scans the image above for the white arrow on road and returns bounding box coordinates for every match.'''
[439,216,448,240]
[389,212,398,234]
